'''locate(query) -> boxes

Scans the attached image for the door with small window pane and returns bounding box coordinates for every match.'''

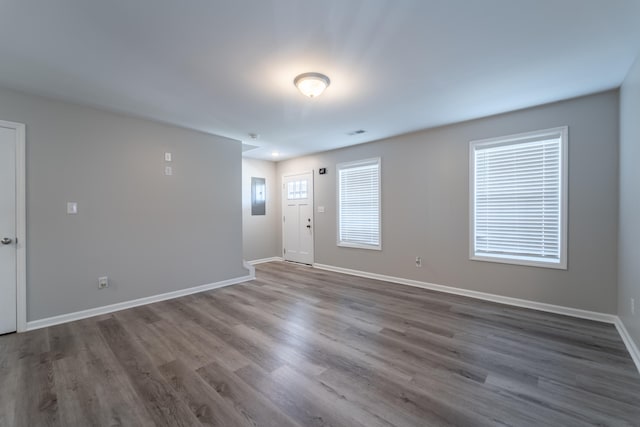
[282,172,314,264]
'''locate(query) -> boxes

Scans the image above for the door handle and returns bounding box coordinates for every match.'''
[1,237,13,245]
[306,225,311,229]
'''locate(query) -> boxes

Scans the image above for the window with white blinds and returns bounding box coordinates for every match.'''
[470,127,568,269]
[337,158,381,250]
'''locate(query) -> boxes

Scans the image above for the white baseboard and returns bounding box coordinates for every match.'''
[313,263,640,374]
[243,260,256,280]
[26,273,254,331]
[614,318,640,374]
[313,263,616,323]
[248,257,283,265]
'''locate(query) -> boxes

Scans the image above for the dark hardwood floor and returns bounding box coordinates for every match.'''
[1,261,639,426]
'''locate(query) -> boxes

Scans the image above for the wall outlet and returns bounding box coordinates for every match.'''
[98,276,109,289]
[66,202,78,215]
[415,256,422,268]
[632,298,636,315]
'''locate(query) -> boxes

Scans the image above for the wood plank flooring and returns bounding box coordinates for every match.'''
[1,261,639,426]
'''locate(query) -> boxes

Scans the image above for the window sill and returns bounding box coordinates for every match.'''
[470,254,567,270]
[338,242,382,251]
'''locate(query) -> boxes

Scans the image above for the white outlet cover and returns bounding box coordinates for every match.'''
[164,166,173,176]
[67,202,78,214]
[317,206,325,213]
[164,152,172,162]
[98,276,109,289]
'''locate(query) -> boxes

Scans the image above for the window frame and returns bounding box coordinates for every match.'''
[469,127,568,269]
[336,157,382,250]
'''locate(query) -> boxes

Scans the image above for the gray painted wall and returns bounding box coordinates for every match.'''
[277,91,619,313]
[619,56,640,346]
[242,158,280,261]
[0,87,247,321]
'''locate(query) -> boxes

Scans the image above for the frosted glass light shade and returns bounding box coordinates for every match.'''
[294,72,330,98]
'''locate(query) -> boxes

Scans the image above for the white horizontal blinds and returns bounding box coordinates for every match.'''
[474,136,561,262]
[338,160,380,247]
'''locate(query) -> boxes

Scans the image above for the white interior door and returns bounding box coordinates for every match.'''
[282,172,314,265]
[0,125,17,334]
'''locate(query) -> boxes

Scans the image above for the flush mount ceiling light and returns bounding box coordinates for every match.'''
[293,72,330,98]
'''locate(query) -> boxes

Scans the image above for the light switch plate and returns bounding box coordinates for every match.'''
[67,202,78,214]
[164,166,173,176]
[164,152,172,162]
[317,206,325,213]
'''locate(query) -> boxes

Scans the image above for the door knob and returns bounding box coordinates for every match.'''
[1,237,13,245]
[306,225,311,229]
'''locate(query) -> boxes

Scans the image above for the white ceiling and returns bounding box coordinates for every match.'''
[1,1,639,160]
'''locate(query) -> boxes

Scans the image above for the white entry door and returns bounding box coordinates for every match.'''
[0,123,18,334]
[282,172,314,265]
